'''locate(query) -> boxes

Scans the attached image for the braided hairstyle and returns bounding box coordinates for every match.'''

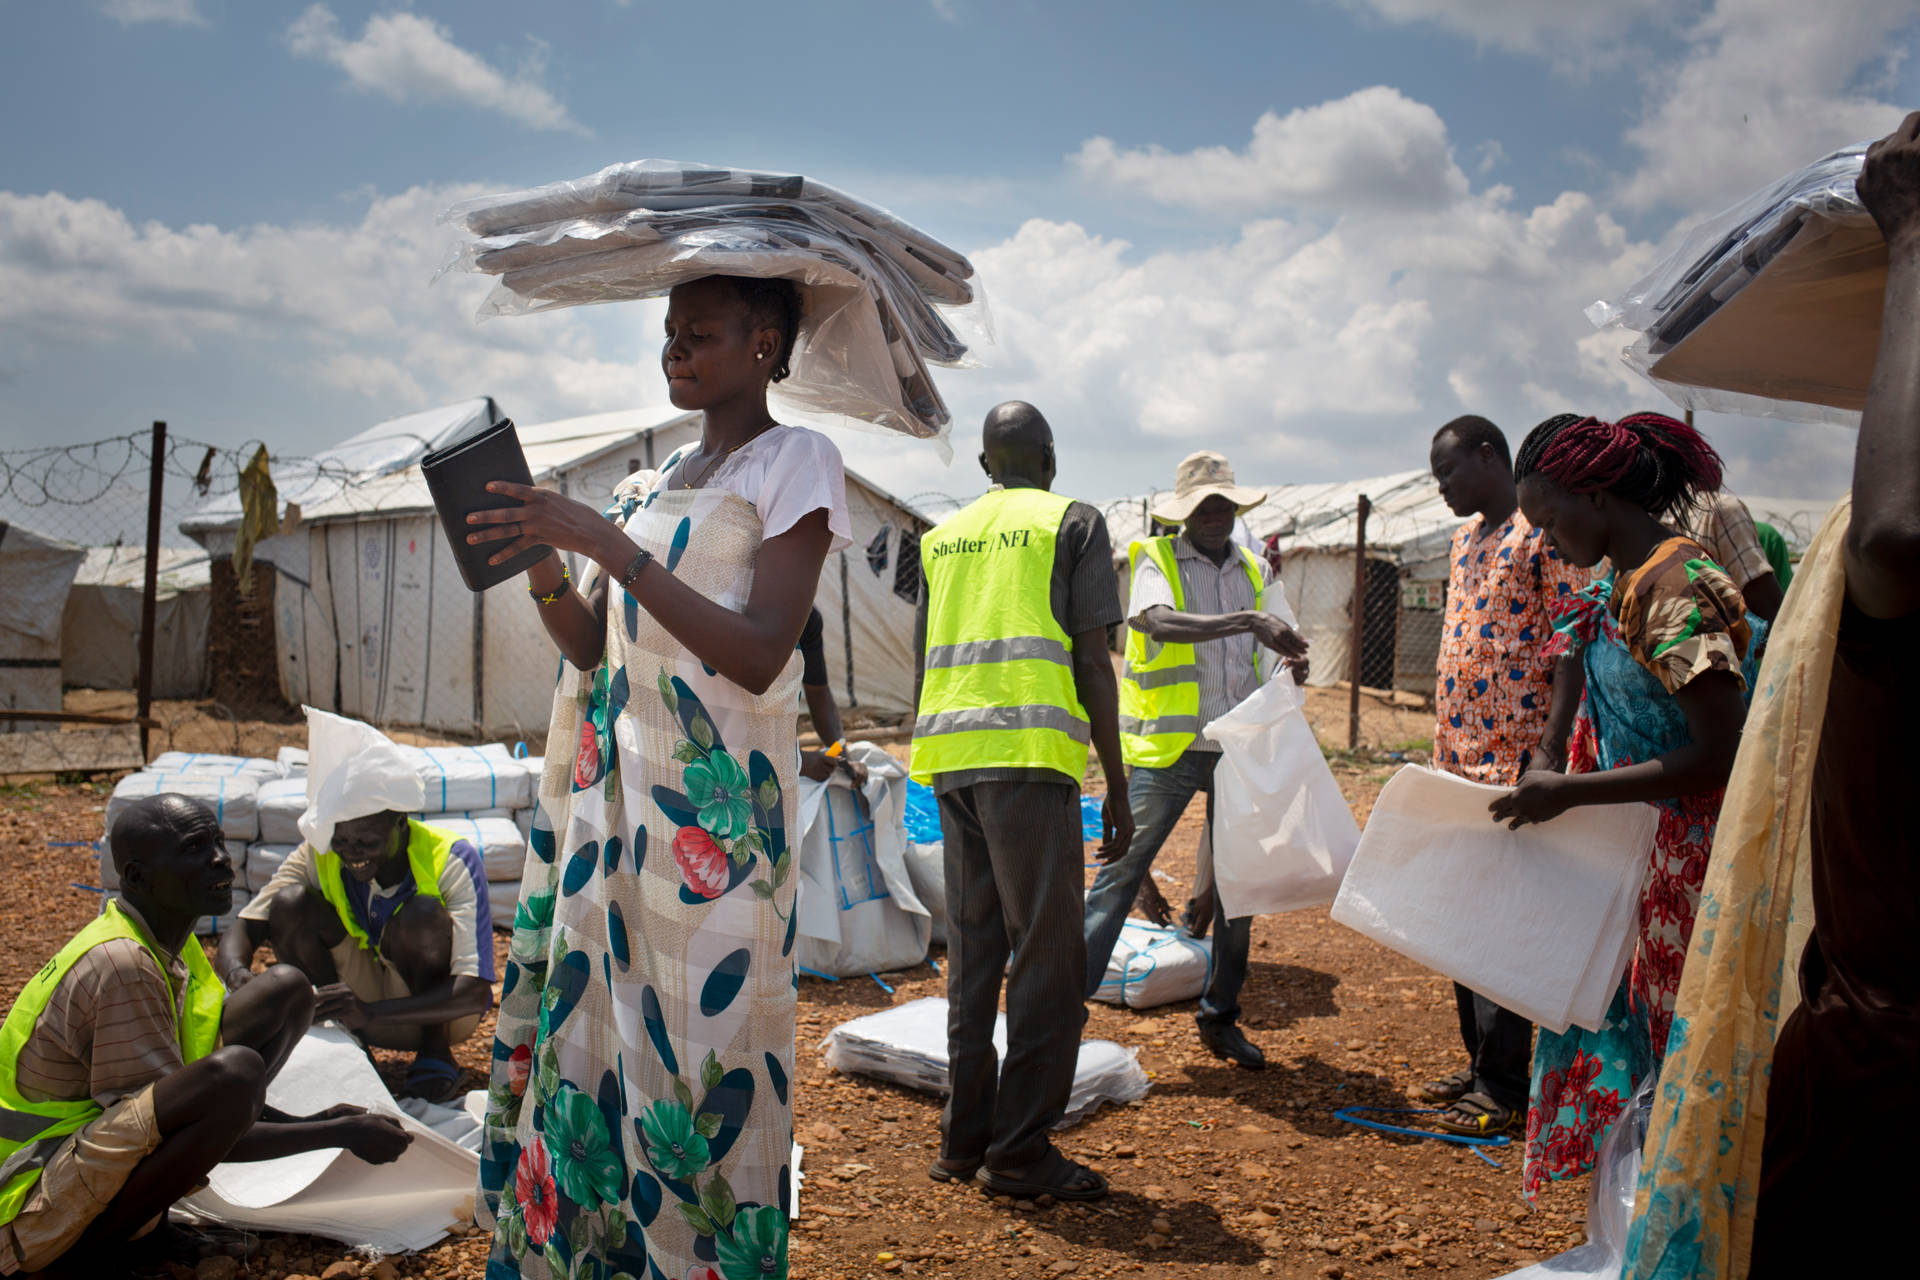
[714,275,803,383]
[1512,411,1723,521]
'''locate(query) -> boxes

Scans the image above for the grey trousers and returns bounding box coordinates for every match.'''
[936,779,1087,1169]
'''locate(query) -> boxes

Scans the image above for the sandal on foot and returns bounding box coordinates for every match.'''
[1434,1091,1521,1136]
[980,1148,1109,1201]
[928,1156,982,1184]
[400,1053,464,1104]
[1416,1068,1475,1105]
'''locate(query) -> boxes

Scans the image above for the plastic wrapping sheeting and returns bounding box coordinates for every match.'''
[902,839,948,946]
[446,160,986,447]
[1588,143,1881,424]
[180,1026,477,1253]
[299,709,427,857]
[257,777,309,845]
[1207,676,1361,919]
[402,743,535,814]
[1091,920,1213,1010]
[794,743,930,977]
[107,771,261,842]
[513,807,533,843]
[821,998,1150,1127]
[425,815,527,882]
[148,751,283,783]
[1332,766,1654,1035]
[486,878,520,929]
[277,746,308,777]
[1497,1078,1654,1280]
[245,843,294,894]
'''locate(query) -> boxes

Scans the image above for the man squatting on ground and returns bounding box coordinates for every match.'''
[218,738,493,1104]
[0,796,409,1276]
[1084,450,1309,1072]
[914,401,1134,1200]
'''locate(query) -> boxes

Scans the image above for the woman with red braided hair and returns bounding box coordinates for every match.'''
[1488,410,1767,1200]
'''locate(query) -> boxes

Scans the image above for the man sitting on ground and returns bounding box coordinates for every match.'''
[0,795,409,1276]
[218,715,493,1102]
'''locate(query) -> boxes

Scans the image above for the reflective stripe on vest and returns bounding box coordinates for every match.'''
[314,820,457,952]
[0,901,224,1225]
[910,488,1091,784]
[1119,537,1264,769]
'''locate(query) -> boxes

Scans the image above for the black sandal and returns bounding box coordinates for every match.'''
[979,1147,1109,1201]
[1434,1091,1521,1136]
[1416,1067,1475,1104]
[928,1155,981,1184]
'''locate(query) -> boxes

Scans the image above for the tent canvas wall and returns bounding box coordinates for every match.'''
[184,401,932,739]
[0,522,86,732]
[62,547,212,698]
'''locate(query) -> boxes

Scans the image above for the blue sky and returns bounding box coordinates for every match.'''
[4,0,1917,513]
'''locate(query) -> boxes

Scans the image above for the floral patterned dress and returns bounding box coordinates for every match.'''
[478,473,800,1280]
[1522,539,1765,1199]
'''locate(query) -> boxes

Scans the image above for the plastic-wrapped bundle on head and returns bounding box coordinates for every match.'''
[443,161,988,452]
[297,707,428,856]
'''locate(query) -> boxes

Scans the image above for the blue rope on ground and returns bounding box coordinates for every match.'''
[47,841,93,848]
[867,973,895,994]
[797,965,839,982]
[69,883,104,894]
[1331,1107,1512,1168]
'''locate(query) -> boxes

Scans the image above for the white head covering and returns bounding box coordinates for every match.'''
[297,707,426,855]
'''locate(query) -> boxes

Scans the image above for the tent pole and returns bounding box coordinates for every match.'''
[137,421,166,762]
[1348,493,1370,752]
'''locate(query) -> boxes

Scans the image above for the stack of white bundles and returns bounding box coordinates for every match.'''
[148,751,284,784]
[446,161,986,447]
[403,744,534,814]
[1091,920,1212,1010]
[277,746,308,777]
[245,844,294,894]
[257,777,308,845]
[1589,143,1882,424]
[487,879,522,930]
[902,840,947,946]
[1331,765,1657,1034]
[794,743,930,978]
[428,816,527,883]
[822,998,1150,1127]
[107,772,261,843]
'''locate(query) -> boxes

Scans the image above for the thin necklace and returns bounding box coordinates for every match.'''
[684,420,775,490]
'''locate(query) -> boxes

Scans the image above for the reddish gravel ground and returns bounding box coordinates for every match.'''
[1,689,1590,1280]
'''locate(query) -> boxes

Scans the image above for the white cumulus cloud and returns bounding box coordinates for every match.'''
[1073,86,1471,214]
[285,5,586,135]
[102,0,207,25]
[1343,0,1677,69]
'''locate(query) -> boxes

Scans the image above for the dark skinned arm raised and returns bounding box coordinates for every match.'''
[1073,625,1136,865]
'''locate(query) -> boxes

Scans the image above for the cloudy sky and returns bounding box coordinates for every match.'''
[4,0,1915,512]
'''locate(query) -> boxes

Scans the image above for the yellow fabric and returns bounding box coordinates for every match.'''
[1119,536,1263,768]
[0,903,223,1226]
[232,444,278,597]
[313,819,454,952]
[911,487,1090,783]
[1624,496,1848,1280]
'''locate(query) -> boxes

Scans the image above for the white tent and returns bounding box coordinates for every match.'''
[0,522,86,732]
[184,400,931,739]
[61,547,212,698]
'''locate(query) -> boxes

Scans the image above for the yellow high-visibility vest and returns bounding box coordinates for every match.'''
[1119,536,1265,769]
[314,819,456,952]
[0,901,224,1225]
[911,487,1092,784]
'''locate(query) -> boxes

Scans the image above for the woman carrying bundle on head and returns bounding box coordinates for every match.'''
[1486,411,1767,1200]
[462,274,848,1280]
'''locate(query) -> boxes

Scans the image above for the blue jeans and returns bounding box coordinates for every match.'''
[1081,749,1251,1028]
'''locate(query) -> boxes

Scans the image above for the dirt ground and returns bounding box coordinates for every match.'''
[0,687,1594,1279]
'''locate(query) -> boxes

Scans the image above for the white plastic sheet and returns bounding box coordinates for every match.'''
[402,743,534,814]
[107,771,261,843]
[257,777,308,845]
[148,751,283,783]
[1331,766,1655,1034]
[1208,676,1361,919]
[487,878,521,929]
[244,843,294,894]
[821,998,1150,1127]
[445,160,985,447]
[426,815,527,882]
[902,840,948,946]
[299,709,428,856]
[1497,1078,1653,1280]
[277,746,308,777]
[182,1026,478,1253]
[1091,919,1212,1009]
[794,743,930,977]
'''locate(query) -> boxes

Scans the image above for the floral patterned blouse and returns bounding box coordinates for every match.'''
[1609,537,1752,694]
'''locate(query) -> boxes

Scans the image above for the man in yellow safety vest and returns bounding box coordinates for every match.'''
[1086,451,1309,1070]
[912,401,1134,1202]
[0,795,408,1274]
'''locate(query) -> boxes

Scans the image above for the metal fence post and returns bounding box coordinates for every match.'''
[1348,493,1370,752]
[137,421,166,761]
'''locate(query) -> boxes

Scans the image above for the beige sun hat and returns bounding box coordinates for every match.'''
[1149,451,1268,524]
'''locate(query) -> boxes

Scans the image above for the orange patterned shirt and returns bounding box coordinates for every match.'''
[1434,513,1588,785]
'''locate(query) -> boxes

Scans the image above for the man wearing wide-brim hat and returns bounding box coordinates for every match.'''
[1085,450,1309,1069]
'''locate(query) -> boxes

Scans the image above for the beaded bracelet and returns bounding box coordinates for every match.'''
[529,564,572,606]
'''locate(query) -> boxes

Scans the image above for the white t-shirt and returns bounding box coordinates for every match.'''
[663,426,853,552]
